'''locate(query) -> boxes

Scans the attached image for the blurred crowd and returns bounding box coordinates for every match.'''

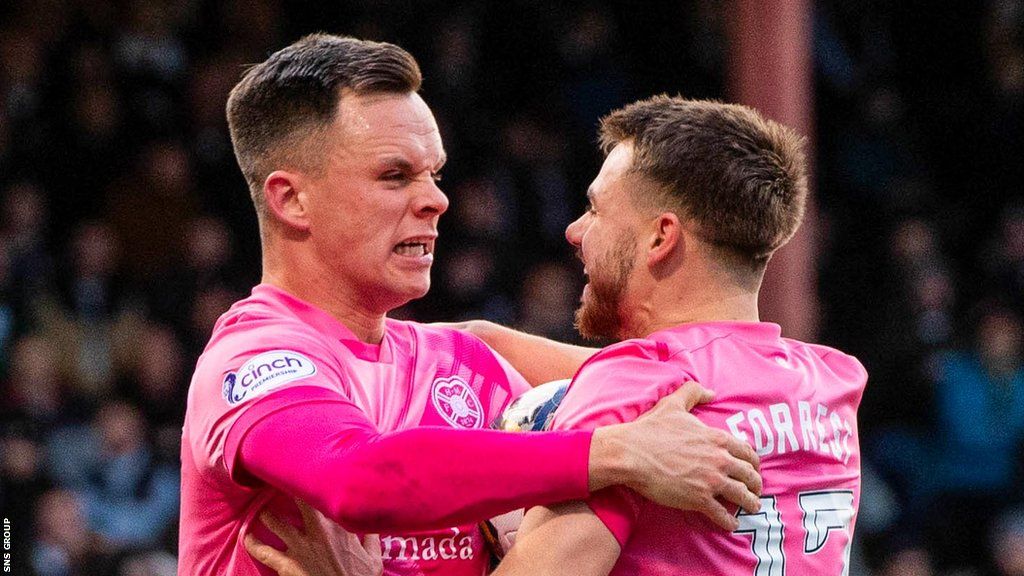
[0,0,1021,575]
[816,1,1024,574]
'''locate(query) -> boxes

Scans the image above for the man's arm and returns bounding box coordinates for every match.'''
[443,320,598,386]
[231,382,760,534]
[230,387,589,533]
[245,500,383,576]
[243,501,616,576]
[493,502,620,576]
[243,501,617,576]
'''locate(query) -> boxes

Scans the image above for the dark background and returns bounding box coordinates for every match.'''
[1,1,1022,574]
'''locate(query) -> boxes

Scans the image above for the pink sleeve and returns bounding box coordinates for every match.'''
[187,326,357,475]
[550,341,696,545]
[226,386,593,533]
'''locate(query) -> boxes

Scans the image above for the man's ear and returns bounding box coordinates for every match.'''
[648,211,681,267]
[263,170,312,232]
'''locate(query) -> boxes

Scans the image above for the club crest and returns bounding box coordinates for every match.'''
[431,375,484,429]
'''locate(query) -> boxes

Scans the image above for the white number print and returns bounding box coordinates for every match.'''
[800,491,855,576]
[734,491,856,576]
[735,496,785,576]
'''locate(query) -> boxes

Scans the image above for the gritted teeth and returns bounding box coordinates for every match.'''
[393,238,434,256]
[394,243,427,256]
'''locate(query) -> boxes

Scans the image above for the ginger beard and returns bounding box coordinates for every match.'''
[575,230,638,341]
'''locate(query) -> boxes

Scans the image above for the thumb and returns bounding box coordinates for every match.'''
[362,533,382,557]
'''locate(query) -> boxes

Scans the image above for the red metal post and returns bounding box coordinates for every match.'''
[727,0,818,340]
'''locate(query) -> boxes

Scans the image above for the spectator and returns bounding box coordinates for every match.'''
[185,283,240,353]
[104,140,199,281]
[32,222,136,402]
[994,508,1024,576]
[146,215,238,334]
[120,322,187,460]
[437,244,514,323]
[878,547,934,576]
[934,305,1024,493]
[78,401,180,549]
[117,551,177,576]
[927,304,1024,570]
[1,181,54,308]
[984,205,1024,315]
[515,261,581,343]
[5,335,66,426]
[32,489,113,576]
[0,423,50,534]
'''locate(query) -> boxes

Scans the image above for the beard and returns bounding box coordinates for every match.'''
[575,235,637,341]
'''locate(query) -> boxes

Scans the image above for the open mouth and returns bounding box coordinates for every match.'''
[393,236,435,257]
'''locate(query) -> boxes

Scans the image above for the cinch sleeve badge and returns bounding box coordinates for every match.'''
[222,350,318,406]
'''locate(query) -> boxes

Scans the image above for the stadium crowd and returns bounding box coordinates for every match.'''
[0,0,1021,574]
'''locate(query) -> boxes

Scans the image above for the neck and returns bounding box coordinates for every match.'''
[623,274,761,340]
[261,237,387,344]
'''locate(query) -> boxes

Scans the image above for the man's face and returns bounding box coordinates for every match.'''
[305,92,448,312]
[978,312,1023,368]
[565,142,643,340]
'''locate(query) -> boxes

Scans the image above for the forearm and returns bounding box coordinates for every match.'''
[586,425,635,492]
[321,428,593,532]
[493,502,620,576]
[462,321,598,386]
[234,396,597,533]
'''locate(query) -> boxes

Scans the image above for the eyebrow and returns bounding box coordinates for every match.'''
[378,156,414,172]
[378,153,447,172]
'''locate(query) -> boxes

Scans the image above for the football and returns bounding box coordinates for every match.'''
[491,378,571,432]
[481,379,572,560]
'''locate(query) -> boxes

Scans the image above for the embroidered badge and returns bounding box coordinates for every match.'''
[430,375,484,428]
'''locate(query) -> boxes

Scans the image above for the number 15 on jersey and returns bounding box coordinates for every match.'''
[734,491,856,576]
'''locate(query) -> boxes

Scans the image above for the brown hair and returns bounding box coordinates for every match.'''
[226,34,422,217]
[599,95,808,267]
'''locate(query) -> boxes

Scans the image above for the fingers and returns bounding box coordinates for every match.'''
[244,533,276,568]
[295,500,320,535]
[245,533,301,575]
[670,381,715,411]
[699,499,739,532]
[717,432,762,512]
[727,454,762,496]
[722,432,760,473]
[260,509,301,547]
[718,477,761,515]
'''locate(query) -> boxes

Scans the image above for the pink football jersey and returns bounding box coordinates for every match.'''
[550,321,866,576]
[179,284,530,576]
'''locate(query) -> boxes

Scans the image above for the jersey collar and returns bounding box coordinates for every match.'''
[650,320,783,347]
[251,283,394,363]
